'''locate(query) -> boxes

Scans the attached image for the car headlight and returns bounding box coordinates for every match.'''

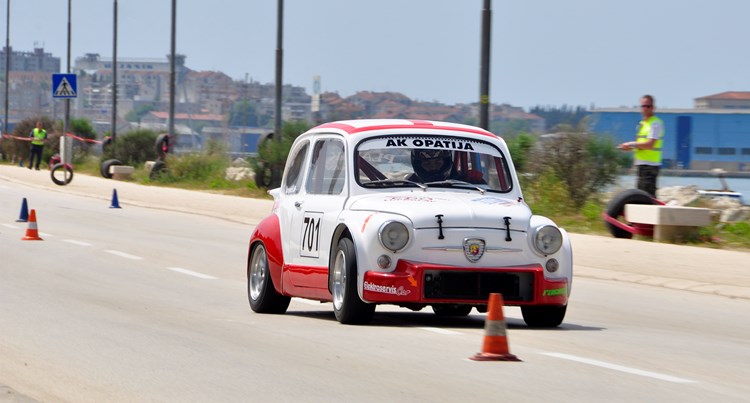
[533,225,562,255]
[379,221,409,252]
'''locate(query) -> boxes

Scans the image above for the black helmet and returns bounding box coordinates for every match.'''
[411,149,452,182]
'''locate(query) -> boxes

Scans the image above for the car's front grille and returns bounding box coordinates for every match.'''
[423,270,534,301]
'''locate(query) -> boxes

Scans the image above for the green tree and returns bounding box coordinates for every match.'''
[528,122,627,208]
[102,129,158,165]
[505,132,536,173]
[125,104,157,123]
[248,121,311,188]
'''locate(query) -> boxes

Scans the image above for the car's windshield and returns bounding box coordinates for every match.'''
[355,135,513,192]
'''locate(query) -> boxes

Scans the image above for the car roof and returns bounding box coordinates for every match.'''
[308,119,498,139]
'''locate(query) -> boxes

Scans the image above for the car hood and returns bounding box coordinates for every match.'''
[348,192,531,230]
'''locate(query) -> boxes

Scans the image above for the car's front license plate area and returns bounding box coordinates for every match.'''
[423,270,534,301]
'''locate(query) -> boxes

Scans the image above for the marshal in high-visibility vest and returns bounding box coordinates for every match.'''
[27,121,48,170]
[634,115,664,165]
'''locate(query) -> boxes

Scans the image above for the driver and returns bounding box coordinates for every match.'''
[409,149,453,182]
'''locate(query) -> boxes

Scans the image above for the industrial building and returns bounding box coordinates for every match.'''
[589,92,750,172]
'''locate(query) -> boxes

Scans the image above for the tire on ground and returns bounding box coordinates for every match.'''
[149,160,166,180]
[331,237,375,325]
[520,305,567,328]
[100,159,123,179]
[604,188,656,239]
[247,243,291,314]
[50,163,74,186]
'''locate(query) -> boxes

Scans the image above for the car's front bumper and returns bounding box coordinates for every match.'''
[363,259,568,306]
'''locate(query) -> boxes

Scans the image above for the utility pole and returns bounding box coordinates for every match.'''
[111,0,118,142]
[168,0,176,142]
[3,0,9,136]
[479,0,492,130]
[272,0,283,187]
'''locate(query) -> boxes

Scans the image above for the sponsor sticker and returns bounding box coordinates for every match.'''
[542,287,567,297]
[471,196,514,206]
[364,281,412,296]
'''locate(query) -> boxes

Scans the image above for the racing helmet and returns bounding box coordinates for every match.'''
[411,149,453,182]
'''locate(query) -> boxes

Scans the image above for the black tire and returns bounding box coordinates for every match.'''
[331,238,375,325]
[247,243,290,314]
[254,163,273,188]
[50,163,74,186]
[100,159,123,179]
[432,304,473,317]
[521,305,567,328]
[604,189,656,239]
[155,133,170,159]
[149,160,166,180]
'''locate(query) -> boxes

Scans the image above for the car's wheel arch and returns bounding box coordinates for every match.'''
[328,224,354,295]
[249,214,286,295]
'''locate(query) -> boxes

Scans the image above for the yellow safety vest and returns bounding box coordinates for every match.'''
[635,116,663,165]
[31,128,47,146]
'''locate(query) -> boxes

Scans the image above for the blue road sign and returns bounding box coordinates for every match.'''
[52,74,77,98]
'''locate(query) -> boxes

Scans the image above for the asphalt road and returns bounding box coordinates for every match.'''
[1,166,750,402]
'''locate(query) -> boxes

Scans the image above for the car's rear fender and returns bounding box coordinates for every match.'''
[249,214,285,295]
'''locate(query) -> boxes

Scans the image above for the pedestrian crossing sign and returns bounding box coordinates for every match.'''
[52,74,77,98]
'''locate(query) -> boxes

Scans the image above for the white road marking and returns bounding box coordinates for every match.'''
[39,232,53,237]
[418,327,462,335]
[541,352,696,384]
[166,267,216,280]
[104,250,143,260]
[2,224,20,229]
[63,239,92,247]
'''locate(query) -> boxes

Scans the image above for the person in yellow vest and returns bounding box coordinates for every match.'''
[618,95,664,197]
[27,121,47,170]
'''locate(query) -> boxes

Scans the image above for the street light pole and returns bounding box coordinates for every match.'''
[479,0,492,130]
[3,0,10,136]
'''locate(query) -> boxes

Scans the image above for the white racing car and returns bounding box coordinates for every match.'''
[247,119,572,326]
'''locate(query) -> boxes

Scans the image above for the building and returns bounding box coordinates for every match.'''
[694,92,750,109]
[0,47,60,74]
[589,108,750,171]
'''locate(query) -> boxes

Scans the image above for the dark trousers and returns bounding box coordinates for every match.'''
[637,165,660,197]
[28,144,44,169]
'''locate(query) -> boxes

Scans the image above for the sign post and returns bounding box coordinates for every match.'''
[52,73,77,185]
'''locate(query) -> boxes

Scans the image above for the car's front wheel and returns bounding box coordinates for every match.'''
[520,305,567,328]
[332,238,375,325]
[248,243,290,314]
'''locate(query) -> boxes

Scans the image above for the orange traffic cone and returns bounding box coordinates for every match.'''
[470,293,520,361]
[21,209,43,241]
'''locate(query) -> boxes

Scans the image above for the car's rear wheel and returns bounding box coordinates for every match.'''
[248,243,290,314]
[332,238,375,325]
[521,305,567,328]
[432,304,473,317]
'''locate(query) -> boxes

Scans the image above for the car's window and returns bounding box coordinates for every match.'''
[355,135,513,192]
[306,138,346,195]
[283,140,309,195]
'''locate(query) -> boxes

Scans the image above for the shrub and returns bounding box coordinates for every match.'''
[102,129,158,165]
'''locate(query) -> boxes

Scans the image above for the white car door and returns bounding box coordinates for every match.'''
[285,136,348,291]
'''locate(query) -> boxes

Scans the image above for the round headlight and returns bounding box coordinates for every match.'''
[379,221,409,252]
[533,225,562,255]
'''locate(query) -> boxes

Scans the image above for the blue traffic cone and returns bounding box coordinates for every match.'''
[110,189,121,209]
[16,197,29,222]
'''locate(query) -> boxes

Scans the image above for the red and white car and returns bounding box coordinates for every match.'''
[247,119,572,326]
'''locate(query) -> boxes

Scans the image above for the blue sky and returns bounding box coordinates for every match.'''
[4,0,750,110]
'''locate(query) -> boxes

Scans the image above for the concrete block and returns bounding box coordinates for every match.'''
[109,165,135,180]
[625,205,712,242]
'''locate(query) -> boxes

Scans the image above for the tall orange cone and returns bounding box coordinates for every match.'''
[21,209,43,241]
[470,293,520,361]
